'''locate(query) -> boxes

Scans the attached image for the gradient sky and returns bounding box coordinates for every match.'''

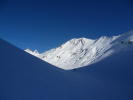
[0,0,133,52]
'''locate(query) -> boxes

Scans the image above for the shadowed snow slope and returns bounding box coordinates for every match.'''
[31,30,133,70]
[0,38,133,100]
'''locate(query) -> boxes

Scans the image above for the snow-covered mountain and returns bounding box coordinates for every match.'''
[25,30,133,70]
[25,49,39,56]
[1,36,133,100]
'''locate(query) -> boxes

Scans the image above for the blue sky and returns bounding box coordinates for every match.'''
[0,0,133,52]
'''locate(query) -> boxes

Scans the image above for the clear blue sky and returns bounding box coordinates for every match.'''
[0,0,133,52]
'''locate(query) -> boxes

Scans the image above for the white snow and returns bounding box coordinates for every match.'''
[1,32,133,100]
[25,30,133,70]
[25,49,40,56]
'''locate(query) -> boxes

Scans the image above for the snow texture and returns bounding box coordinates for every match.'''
[25,30,133,70]
[25,49,39,56]
[0,33,133,100]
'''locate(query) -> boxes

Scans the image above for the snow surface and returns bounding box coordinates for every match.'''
[25,30,133,70]
[0,37,133,100]
[25,49,39,56]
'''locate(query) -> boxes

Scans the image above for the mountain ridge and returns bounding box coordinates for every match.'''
[1,35,133,100]
[25,30,133,70]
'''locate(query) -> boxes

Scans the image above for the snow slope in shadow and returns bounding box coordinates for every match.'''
[0,39,133,100]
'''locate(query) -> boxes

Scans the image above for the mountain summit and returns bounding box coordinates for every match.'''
[1,34,133,100]
[25,30,133,70]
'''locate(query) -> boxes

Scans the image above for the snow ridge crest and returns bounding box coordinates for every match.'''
[25,31,133,70]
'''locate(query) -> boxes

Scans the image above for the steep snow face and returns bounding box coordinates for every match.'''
[38,36,118,70]
[1,38,133,100]
[25,31,133,70]
[25,49,40,56]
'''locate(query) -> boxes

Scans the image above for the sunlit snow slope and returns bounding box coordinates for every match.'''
[25,49,39,56]
[0,39,133,100]
[26,30,133,70]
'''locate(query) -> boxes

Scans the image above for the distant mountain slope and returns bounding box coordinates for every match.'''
[25,49,40,56]
[26,30,133,70]
[0,39,133,100]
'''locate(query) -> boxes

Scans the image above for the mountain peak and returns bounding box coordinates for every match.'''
[70,37,93,42]
[68,37,94,46]
[25,49,40,56]
[25,30,133,70]
[34,49,39,54]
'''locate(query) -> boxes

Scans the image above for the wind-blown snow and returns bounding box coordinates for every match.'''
[25,30,133,70]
